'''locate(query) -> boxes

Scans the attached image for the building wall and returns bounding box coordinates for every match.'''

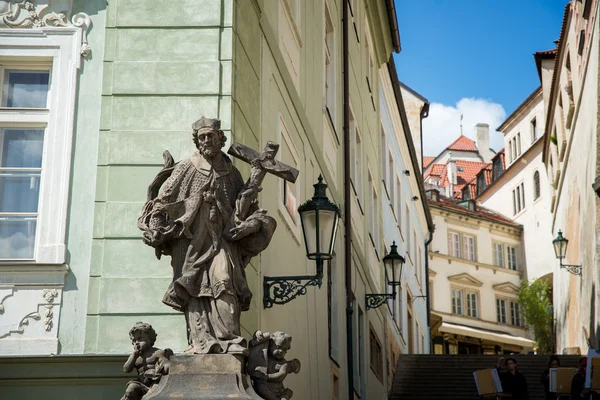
[428,205,531,352]
[0,0,106,357]
[479,95,556,282]
[380,68,430,359]
[1,0,409,398]
[503,96,544,167]
[547,1,599,354]
[400,86,426,170]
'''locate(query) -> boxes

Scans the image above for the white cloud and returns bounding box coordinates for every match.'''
[422,98,507,157]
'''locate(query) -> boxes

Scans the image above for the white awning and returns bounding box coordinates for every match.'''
[439,322,535,348]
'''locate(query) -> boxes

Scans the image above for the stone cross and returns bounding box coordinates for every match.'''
[228,141,299,186]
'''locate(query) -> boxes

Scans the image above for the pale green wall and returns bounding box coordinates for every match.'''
[86,0,235,354]
[58,0,108,355]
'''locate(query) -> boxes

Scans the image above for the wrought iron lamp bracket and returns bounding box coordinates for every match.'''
[365,293,396,310]
[263,273,323,308]
[560,262,582,276]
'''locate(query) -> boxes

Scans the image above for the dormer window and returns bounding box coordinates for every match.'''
[476,173,486,196]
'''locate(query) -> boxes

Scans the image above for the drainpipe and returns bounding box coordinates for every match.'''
[342,0,354,399]
[424,232,433,353]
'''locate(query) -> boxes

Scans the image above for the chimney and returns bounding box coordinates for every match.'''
[476,123,492,162]
[447,160,457,197]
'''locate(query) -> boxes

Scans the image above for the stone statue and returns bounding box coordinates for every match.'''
[247,330,301,400]
[138,117,298,356]
[121,322,173,400]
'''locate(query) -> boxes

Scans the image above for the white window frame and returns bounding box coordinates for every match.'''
[324,2,335,121]
[0,29,83,264]
[493,242,505,268]
[496,298,507,324]
[463,234,476,261]
[507,245,518,271]
[510,300,521,326]
[349,106,363,206]
[466,291,478,318]
[449,231,460,258]
[451,288,463,315]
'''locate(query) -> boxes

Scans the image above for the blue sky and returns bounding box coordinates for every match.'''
[393,0,568,155]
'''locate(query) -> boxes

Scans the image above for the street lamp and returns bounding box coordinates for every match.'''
[552,230,582,276]
[263,175,340,308]
[366,242,405,311]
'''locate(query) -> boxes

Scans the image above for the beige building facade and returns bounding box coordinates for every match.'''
[426,191,534,355]
[542,0,600,354]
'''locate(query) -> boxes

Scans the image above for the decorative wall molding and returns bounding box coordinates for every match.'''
[0,0,92,57]
[42,288,58,331]
[0,287,62,355]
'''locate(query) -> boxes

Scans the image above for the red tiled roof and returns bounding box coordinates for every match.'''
[425,163,445,178]
[423,156,435,169]
[427,194,521,228]
[438,160,491,197]
[446,135,478,152]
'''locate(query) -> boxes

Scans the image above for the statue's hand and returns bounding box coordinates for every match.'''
[289,359,301,374]
[229,219,260,240]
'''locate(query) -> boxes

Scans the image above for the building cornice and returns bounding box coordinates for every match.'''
[497,86,542,133]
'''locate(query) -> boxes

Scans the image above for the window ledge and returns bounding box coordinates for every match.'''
[0,263,68,286]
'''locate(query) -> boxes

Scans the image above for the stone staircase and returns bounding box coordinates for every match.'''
[390,354,582,400]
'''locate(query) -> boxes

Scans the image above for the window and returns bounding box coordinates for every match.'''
[388,151,394,204]
[496,298,507,324]
[324,4,335,121]
[349,109,363,205]
[476,172,486,196]
[508,140,513,163]
[467,291,478,318]
[448,231,477,261]
[328,257,339,362]
[512,182,525,214]
[510,301,521,326]
[1,70,50,254]
[493,243,505,268]
[533,171,540,200]
[365,29,374,93]
[449,232,460,258]
[367,172,379,252]
[0,127,45,259]
[395,175,402,224]
[380,128,387,190]
[507,246,518,270]
[463,235,476,261]
[405,203,411,256]
[451,288,463,315]
[516,133,521,156]
[369,327,383,383]
[492,157,503,181]
[531,118,537,142]
[353,304,365,395]
[0,30,89,265]
[452,288,478,318]
[462,186,471,200]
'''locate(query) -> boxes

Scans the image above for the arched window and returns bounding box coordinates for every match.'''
[533,170,541,200]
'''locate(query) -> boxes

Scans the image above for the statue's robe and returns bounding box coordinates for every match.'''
[139,151,276,354]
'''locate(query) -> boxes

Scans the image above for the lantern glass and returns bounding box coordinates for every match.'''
[384,259,396,286]
[553,230,568,260]
[299,209,317,258]
[319,208,338,258]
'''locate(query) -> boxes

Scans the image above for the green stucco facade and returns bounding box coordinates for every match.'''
[1,1,402,399]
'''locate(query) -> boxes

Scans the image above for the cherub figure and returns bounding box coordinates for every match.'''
[248,330,301,400]
[121,322,173,400]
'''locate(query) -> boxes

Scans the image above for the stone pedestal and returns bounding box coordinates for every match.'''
[143,354,262,400]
